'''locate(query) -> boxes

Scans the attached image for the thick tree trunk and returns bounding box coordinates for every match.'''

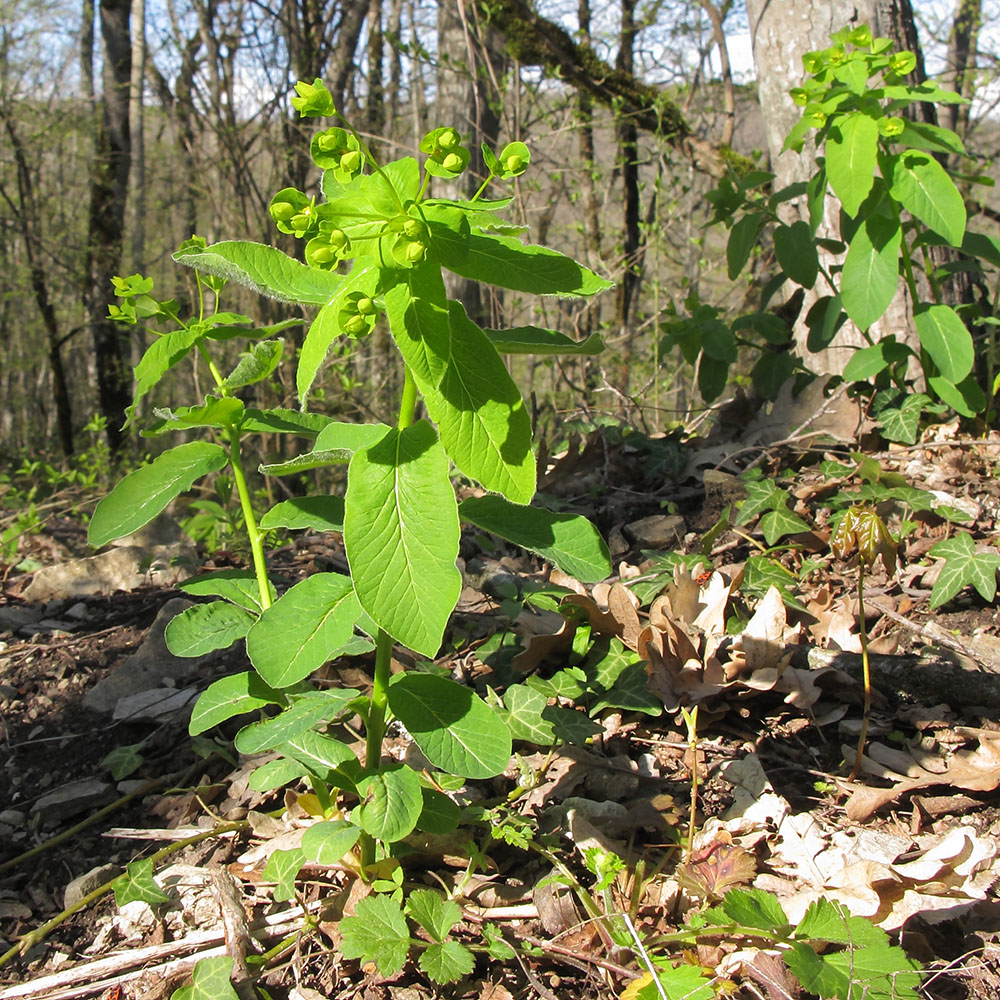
[84,0,132,452]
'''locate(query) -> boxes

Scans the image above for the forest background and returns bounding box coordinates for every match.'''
[3,0,997,464]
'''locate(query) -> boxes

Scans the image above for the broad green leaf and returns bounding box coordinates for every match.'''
[416,787,462,833]
[773,220,819,288]
[697,353,729,402]
[172,956,239,1000]
[888,150,966,245]
[188,671,283,735]
[485,326,604,356]
[795,898,885,947]
[354,766,424,842]
[103,743,145,780]
[314,420,391,456]
[726,213,765,279]
[259,495,345,532]
[588,660,661,717]
[928,533,1000,608]
[841,213,902,330]
[204,316,303,341]
[962,231,1000,269]
[406,888,461,943]
[751,351,796,401]
[246,573,363,687]
[248,756,308,792]
[842,338,911,382]
[625,964,717,1000]
[426,303,535,502]
[806,294,846,352]
[234,689,359,753]
[760,507,811,545]
[112,859,170,907]
[878,393,929,444]
[928,373,984,417]
[222,339,283,389]
[173,240,343,304]
[914,303,973,383]
[89,441,228,547]
[340,894,411,977]
[721,888,788,931]
[280,730,361,790]
[417,941,475,984]
[826,113,879,216]
[297,260,380,403]
[178,570,274,613]
[458,495,611,582]
[387,672,512,778]
[128,327,204,423]
[165,601,255,657]
[786,940,922,1000]
[383,265,451,389]
[144,396,244,435]
[301,819,360,864]
[448,232,613,297]
[344,422,461,656]
[898,121,967,157]
[262,849,304,902]
[240,408,332,436]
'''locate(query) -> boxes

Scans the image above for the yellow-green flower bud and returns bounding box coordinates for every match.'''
[329,228,348,248]
[340,149,362,173]
[310,245,337,264]
[406,242,426,263]
[356,297,376,316]
[442,152,463,172]
[344,315,369,336]
[437,129,460,151]
[271,201,296,222]
[403,219,424,240]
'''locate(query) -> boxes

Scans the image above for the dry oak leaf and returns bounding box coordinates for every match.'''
[844,735,1000,821]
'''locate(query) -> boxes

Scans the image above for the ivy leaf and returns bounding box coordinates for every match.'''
[759,507,811,546]
[172,956,239,1000]
[89,441,228,547]
[262,848,304,902]
[112,859,170,907]
[340,894,412,976]
[928,533,1000,608]
[878,393,929,444]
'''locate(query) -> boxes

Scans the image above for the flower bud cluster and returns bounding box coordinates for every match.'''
[420,127,470,179]
[339,291,379,338]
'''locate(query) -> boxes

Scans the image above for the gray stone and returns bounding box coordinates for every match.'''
[31,779,113,824]
[0,684,19,704]
[64,864,119,909]
[22,544,197,602]
[0,809,26,827]
[0,606,44,632]
[65,602,89,621]
[625,514,686,549]
[113,686,197,723]
[83,599,206,714]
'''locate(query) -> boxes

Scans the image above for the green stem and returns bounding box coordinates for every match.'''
[850,561,870,781]
[309,777,334,816]
[470,173,495,203]
[228,425,272,611]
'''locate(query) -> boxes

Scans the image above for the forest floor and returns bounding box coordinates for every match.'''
[3,421,1000,1000]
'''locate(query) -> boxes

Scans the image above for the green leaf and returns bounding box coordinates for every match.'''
[928,533,1000,608]
[888,150,966,245]
[485,326,604,356]
[962,231,1000,269]
[773,220,819,288]
[262,849,304,902]
[737,479,787,524]
[113,859,170,907]
[259,495,345,532]
[103,743,145,780]
[128,327,204,424]
[630,964,717,1000]
[914,303,974,383]
[383,264,451,390]
[246,573,363,687]
[344,421,461,656]
[878,393,928,444]
[355,766,424,842]
[240,408,332,436]
[726,213,765,279]
[178,570,274,613]
[721,888,787,931]
[221,339,283,389]
[588,660,661,717]
[165,601,255,657]
[406,888,460,941]
[418,941,475,984]
[340,894,411,976]
[188,671,283,735]
[234,689,360,753]
[314,420,392,456]
[751,351,797,401]
[841,213,902,330]
[458,495,611,582]
[427,303,535,502]
[297,260,379,403]
[280,730,361,790]
[301,819,360,864]
[416,787,462,833]
[448,232,613,297]
[786,940,922,1000]
[144,396,245,435]
[387,672,512,778]
[842,338,910,382]
[89,441,229,547]
[173,240,343,304]
[795,898,885,947]
[826,113,879,216]
[248,756,308,792]
[171,956,239,1000]
[504,684,561,744]
[760,507,811,545]
[928,373,984,417]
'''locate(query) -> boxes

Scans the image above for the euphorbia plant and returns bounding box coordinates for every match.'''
[89,75,613,912]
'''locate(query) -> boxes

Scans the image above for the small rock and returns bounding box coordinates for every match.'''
[31,779,113,824]
[625,514,686,549]
[0,606,44,633]
[0,809,25,827]
[65,602,89,621]
[0,684,19,705]
[113,686,197,723]
[64,864,119,909]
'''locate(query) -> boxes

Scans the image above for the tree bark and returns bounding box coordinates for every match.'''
[84,0,133,452]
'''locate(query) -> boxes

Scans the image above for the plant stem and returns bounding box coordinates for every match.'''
[228,425,272,610]
[849,561,871,781]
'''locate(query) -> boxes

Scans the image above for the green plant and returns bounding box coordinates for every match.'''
[88,79,614,987]
[694,25,999,428]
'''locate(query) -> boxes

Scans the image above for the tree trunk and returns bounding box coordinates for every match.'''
[84,0,132,452]
[615,0,640,368]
